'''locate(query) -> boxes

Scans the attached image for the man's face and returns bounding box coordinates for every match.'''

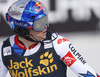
[29,25,47,41]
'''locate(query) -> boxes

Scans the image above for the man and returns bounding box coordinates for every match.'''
[0,0,100,77]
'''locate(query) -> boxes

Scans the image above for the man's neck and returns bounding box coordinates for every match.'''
[18,36,37,49]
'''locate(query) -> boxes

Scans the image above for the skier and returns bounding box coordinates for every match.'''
[0,0,100,77]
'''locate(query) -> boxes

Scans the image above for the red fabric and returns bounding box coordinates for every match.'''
[29,42,38,50]
[97,74,100,77]
[14,35,38,50]
[15,35,27,50]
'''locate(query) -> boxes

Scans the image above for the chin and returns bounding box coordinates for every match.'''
[38,36,46,41]
[42,36,46,39]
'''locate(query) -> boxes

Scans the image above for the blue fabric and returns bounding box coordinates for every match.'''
[12,43,24,56]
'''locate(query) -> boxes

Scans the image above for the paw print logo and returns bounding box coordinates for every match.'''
[39,51,54,66]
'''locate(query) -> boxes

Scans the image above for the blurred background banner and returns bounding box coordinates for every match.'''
[0,0,100,36]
